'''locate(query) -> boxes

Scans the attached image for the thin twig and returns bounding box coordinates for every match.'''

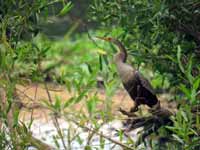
[72,120,135,150]
[44,83,67,150]
[16,88,35,102]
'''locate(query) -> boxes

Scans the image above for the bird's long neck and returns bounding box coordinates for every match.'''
[113,40,127,62]
[112,40,135,82]
[115,60,134,83]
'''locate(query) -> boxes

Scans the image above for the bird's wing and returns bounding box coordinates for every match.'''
[135,71,156,95]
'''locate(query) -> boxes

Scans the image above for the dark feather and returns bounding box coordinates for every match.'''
[135,71,155,95]
[123,70,158,107]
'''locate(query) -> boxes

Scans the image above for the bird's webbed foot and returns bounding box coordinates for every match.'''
[118,107,137,117]
[119,100,139,117]
[148,101,161,114]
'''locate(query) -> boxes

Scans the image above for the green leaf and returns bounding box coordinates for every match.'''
[74,90,87,103]
[177,45,184,74]
[186,137,200,149]
[165,126,176,132]
[186,56,194,84]
[86,96,98,114]
[42,99,52,108]
[13,109,20,127]
[189,128,198,136]
[165,54,177,63]
[191,89,196,104]
[100,134,105,149]
[85,145,92,150]
[181,111,188,122]
[103,55,109,65]
[179,84,190,99]
[172,134,184,144]
[118,130,124,141]
[58,2,73,16]
[54,97,61,111]
[193,77,200,90]
[76,135,83,145]
[64,97,75,108]
[99,55,103,70]
[40,46,50,57]
[65,80,72,93]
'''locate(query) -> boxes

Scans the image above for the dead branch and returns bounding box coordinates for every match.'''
[119,104,174,147]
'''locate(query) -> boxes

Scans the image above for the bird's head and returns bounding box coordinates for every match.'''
[96,36,127,62]
[95,36,116,43]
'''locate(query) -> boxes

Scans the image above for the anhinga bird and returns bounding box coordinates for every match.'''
[96,37,160,116]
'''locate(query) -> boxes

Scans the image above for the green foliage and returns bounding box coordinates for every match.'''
[86,95,99,117]
[59,1,73,16]
[90,0,200,86]
[166,106,200,149]
[177,46,200,104]
[90,0,200,149]
[0,0,73,149]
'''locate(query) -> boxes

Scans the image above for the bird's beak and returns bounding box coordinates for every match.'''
[95,36,109,41]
